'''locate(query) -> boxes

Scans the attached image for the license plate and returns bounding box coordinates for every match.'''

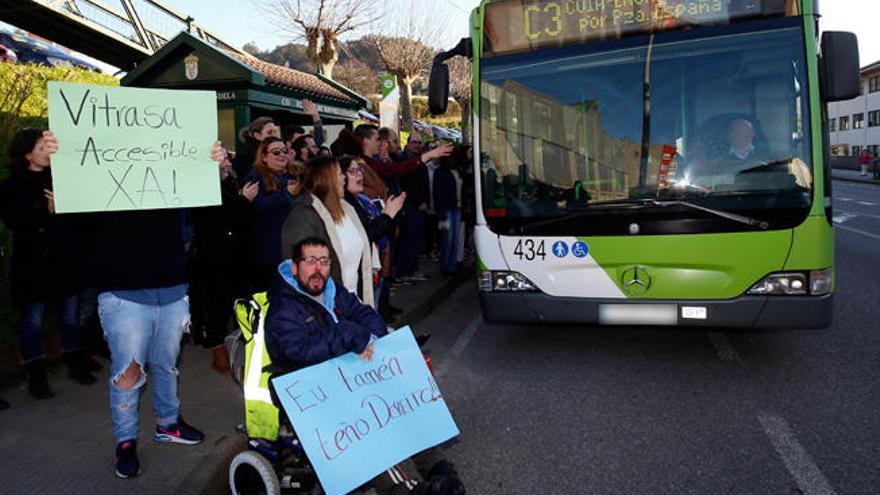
[599,304,678,325]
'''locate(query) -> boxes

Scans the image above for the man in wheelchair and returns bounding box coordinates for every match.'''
[264,237,465,495]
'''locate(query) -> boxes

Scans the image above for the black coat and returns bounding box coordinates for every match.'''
[344,192,394,244]
[0,169,86,304]
[191,175,251,265]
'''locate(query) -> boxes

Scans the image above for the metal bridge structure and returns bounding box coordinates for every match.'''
[0,0,243,69]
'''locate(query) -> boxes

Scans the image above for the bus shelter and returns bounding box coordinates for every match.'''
[121,32,367,152]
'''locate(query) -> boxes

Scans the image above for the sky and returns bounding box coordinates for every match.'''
[176,0,880,64]
[180,0,473,52]
[0,1,877,67]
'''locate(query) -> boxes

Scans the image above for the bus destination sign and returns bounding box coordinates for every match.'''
[483,0,796,56]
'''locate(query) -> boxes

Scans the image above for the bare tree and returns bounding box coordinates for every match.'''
[334,58,380,96]
[367,4,446,132]
[447,56,472,143]
[253,0,379,78]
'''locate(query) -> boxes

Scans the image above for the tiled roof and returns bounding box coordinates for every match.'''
[228,51,358,105]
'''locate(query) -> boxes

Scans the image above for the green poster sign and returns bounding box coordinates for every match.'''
[380,74,397,99]
[47,82,221,213]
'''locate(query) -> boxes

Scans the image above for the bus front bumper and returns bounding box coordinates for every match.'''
[479,292,833,329]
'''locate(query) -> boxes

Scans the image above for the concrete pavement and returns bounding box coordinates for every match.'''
[0,258,471,494]
[832,167,880,185]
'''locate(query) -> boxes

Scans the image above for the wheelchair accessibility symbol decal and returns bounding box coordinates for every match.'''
[571,241,589,258]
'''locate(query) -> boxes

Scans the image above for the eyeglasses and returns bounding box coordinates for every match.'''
[346,166,364,175]
[268,147,288,156]
[299,256,332,266]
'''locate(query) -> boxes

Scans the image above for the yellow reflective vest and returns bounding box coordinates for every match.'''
[234,292,280,440]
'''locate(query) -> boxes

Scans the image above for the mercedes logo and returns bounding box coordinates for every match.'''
[621,266,652,295]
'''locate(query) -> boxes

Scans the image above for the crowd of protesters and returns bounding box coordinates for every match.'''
[0,99,474,480]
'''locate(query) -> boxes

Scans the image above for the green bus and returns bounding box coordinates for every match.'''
[429,0,859,328]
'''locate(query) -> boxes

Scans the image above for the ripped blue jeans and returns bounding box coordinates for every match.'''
[97,292,189,443]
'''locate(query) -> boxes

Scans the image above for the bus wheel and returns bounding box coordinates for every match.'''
[229,450,281,495]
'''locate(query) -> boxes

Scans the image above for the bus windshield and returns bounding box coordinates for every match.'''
[479,18,814,235]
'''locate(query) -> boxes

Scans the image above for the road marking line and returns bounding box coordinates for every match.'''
[838,198,853,202]
[837,209,880,220]
[708,332,741,362]
[835,224,880,240]
[436,315,481,379]
[857,201,876,206]
[757,412,837,495]
[832,213,856,224]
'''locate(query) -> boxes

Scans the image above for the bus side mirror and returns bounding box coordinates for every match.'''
[429,62,450,115]
[820,31,860,102]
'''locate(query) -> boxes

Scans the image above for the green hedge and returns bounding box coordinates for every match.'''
[0,64,118,344]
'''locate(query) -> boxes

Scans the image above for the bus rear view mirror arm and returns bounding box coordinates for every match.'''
[429,38,472,116]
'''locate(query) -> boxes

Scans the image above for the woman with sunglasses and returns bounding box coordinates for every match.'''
[281,156,375,307]
[245,136,301,290]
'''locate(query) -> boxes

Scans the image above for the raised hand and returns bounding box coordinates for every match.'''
[241,181,259,202]
[44,189,55,214]
[382,193,407,219]
[210,141,225,164]
[303,99,320,123]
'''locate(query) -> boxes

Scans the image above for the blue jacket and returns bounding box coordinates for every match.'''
[244,171,295,268]
[265,260,387,371]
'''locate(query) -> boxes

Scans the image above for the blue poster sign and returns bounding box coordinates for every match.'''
[272,326,460,495]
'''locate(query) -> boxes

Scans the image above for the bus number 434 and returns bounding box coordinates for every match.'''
[514,239,546,261]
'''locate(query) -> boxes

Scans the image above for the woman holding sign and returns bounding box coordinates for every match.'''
[0,128,99,399]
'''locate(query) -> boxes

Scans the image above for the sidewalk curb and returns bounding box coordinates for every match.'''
[397,264,475,328]
[833,175,880,186]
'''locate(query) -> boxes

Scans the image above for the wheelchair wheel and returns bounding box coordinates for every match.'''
[229,450,281,495]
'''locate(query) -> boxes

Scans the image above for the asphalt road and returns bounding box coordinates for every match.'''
[421,179,880,494]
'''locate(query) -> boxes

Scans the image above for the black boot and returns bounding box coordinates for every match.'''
[426,461,465,495]
[64,350,98,386]
[411,475,465,495]
[24,359,54,399]
[0,398,9,410]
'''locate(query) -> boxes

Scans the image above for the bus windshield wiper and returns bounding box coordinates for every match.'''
[520,197,769,232]
[644,198,770,229]
[736,157,798,175]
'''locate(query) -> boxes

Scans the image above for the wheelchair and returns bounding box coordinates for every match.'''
[226,293,445,495]
[226,293,328,495]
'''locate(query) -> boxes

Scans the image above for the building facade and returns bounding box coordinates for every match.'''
[827,60,880,162]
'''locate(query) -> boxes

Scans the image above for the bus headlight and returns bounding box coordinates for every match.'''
[747,271,834,296]
[478,271,537,292]
[748,273,808,295]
